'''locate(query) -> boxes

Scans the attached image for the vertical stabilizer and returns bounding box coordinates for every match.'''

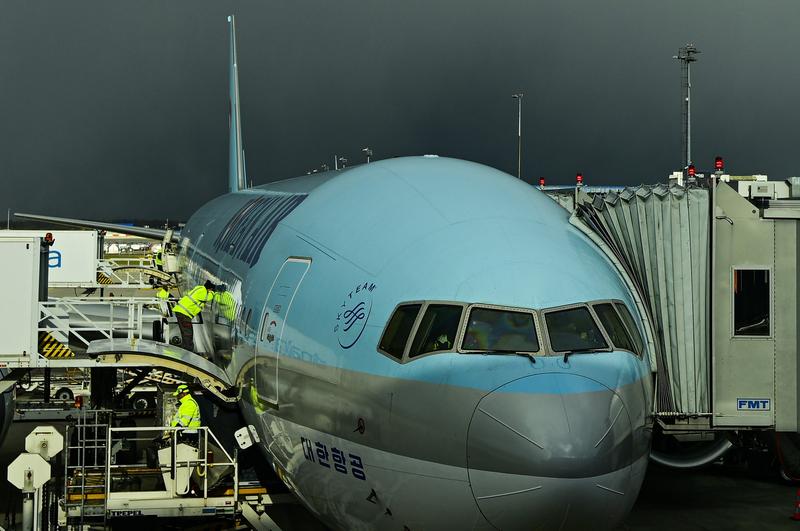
[228,15,246,192]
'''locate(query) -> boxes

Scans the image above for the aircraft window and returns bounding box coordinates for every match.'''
[409,305,463,358]
[593,303,636,353]
[545,306,607,352]
[462,307,539,352]
[614,302,644,355]
[379,304,422,359]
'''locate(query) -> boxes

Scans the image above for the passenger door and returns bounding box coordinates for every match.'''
[256,257,311,407]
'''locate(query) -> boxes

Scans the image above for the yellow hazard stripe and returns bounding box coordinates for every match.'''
[96,272,114,284]
[38,332,75,358]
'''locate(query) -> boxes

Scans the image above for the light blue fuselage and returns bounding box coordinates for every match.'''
[179,156,653,531]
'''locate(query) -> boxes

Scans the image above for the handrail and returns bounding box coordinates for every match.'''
[97,258,171,286]
[107,426,236,499]
[38,297,162,349]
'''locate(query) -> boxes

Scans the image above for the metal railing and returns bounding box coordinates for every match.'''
[38,297,163,351]
[96,257,172,287]
[64,410,111,525]
[106,426,237,499]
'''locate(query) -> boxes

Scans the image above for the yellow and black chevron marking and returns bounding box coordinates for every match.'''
[38,332,75,358]
[96,271,114,285]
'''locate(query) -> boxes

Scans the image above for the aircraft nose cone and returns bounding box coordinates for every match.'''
[467,373,639,531]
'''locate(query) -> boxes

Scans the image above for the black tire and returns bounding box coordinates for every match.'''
[54,387,74,401]
[131,393,154,410]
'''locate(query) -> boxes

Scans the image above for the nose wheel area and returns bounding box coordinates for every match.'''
[466,373,639,530]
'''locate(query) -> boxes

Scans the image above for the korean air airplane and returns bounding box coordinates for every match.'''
[16,15,654,531]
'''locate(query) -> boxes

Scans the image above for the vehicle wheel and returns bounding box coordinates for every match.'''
[55,387,74,401]
[131,393,154,410]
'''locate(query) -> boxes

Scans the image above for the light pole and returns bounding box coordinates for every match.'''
[512,93,523,178]
[674,44,700,171]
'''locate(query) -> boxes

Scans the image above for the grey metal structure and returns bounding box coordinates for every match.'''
[546,174,800,470]
[574,185,711,416]
[674,44,700,170]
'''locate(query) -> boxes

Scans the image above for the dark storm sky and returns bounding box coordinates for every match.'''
[2,1,799,221]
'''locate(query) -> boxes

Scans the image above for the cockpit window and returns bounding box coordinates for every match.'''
[544,306,607,352]
[462,307,539,353]
[614,302,644,355]
[409,304,463,358]
[379,304,421,359]
[593,303,635,353]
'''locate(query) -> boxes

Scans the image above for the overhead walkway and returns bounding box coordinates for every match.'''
[547,184,711,417]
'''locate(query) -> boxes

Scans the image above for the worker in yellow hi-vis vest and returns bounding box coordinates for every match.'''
[172,281,216,353]
[170,384,201,445]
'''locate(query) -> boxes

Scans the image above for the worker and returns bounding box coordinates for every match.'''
[170,384,201,445]
[153,248,164,271]
[173,280,217,353]
[215,285,236,322]
[155,285,176,317]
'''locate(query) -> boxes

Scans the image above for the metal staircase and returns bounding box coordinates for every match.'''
[63,410,111,527]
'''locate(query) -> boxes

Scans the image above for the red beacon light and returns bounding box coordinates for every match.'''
[538,177,545,188]
[714,156,724,171]
[687,165,696,177]
[576,172,584,185]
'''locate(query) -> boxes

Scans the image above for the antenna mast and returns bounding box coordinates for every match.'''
[674,44,700,170]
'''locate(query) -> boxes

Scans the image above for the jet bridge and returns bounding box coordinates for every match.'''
[546,176,800,443]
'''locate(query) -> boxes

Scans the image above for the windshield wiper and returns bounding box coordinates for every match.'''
[562,348,606,363]
[476,350,536,364]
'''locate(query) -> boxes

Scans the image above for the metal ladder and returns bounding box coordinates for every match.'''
[63,410,111,527]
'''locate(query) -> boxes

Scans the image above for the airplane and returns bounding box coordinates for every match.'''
[12,15,654,531]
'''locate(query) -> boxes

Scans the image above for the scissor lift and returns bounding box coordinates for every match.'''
[59,412,239,527]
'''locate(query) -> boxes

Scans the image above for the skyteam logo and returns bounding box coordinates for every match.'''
[335,281,376,349]
[737,398,771,411]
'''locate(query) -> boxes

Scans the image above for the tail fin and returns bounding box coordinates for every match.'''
[228,15,246,193]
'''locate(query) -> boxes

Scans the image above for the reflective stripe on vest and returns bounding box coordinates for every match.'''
[171,396,201,428]
[173,286,214,318]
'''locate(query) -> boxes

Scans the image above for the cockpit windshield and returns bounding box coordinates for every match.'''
[462,307,539,353]
[409,304,463,358]
[544,307,608,352]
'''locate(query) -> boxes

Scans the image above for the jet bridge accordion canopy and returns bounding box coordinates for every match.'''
[549,185,711,416]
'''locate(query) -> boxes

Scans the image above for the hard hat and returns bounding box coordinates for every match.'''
[173,384,190,396]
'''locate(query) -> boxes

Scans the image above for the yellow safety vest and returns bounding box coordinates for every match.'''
[154,250,164,267]
[156,288,170,300]
[173,285,215,318]
[217,291,236,321]
[171,395,201,428]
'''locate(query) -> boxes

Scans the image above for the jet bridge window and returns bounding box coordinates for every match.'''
[593,303,636,354]
[544,306,608,352]
[462,307,539,353]
[409,305,464,358]
[733,269,770,337]
[379,304,422,359]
